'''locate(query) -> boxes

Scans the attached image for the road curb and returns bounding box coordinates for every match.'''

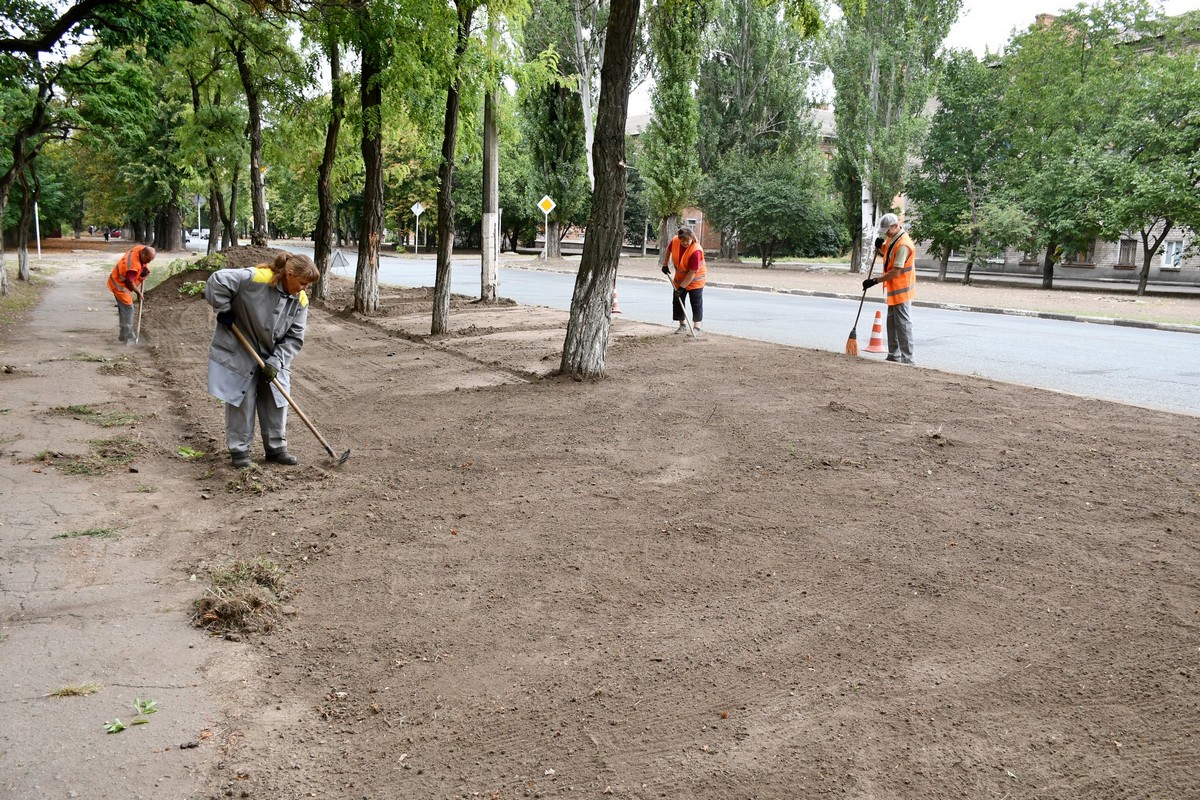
[606,273,1200,336]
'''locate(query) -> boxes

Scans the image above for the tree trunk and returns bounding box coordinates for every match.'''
[560,0,640,379]
[856,180,877,276]
[1041,242,1056,289]
[209,184,224,254]
[658,215,679,253]
[545,218,562,258]
[1136,223,1171,297]
[481,84,499,302]
[938,243,950,281]
[16,168,36,281]
[572,0,597,188]
[719,229,738,260]
[432,3,474,335]
[235,44,268,248]
[155,205,184,252]
[355,47,385,314]
[313,36,344,302]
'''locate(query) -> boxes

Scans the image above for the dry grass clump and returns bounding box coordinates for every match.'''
[192,557,289,637]
[51,436,145,475]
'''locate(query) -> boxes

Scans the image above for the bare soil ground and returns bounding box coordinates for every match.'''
[2,243,1199,800]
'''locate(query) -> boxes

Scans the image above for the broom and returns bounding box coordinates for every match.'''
[845,244,882,356]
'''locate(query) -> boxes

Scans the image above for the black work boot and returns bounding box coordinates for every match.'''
[230,449,252,469]
[265,447,299,466]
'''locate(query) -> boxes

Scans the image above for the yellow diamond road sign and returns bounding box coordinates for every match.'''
[538,195,556,214]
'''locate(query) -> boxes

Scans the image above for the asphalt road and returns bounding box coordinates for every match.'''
[298,247,1199,417]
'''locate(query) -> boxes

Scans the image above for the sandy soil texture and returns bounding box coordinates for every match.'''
[2,244,1198,800]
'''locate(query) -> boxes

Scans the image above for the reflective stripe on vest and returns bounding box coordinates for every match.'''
[670,238,707,289]
[882,232,916,306]
[106,245,147,302]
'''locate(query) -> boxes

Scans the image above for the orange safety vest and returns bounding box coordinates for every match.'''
[107,245,150,305]
[670,237,706,289]
[881,230,916,306]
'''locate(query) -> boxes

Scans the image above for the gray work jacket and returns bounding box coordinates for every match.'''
[204,266,309,408]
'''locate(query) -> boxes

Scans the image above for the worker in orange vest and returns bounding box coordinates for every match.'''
[106,244,156,344]
[660,226,707,335]
[862,213,916,363]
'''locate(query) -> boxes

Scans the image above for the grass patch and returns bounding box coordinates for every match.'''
[49,405,136,427]
[94,412,138,428]
[193,556,288,636]
[48,682,102,697]
[52,404,100,416]
[225,463,285,495]
[52,527,121,540]
[177,446,204,460]
[71,352,111,363]
[52,436,145,475]
[0,267,47,341]
[135,484,157,493]
[98,357,132,375]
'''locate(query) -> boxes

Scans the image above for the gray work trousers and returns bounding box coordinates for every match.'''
[116,300,134,343]
[886,301,915,364]
[225,375,288,454]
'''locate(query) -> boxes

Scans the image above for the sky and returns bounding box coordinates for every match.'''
[945,0,1200,56]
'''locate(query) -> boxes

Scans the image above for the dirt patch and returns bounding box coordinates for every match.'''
[215,245,288,269]
[6,254,1199,799]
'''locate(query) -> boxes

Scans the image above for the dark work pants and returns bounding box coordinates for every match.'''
[672,287,703,324]
[886,301,914,363]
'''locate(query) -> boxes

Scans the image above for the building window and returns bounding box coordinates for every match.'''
[1163,241,1183,269]
[1021,246,1040,264]
[1117,239,1137,267]
[1063,241,1096,266]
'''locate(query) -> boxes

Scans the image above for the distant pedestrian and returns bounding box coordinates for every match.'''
[204,253,319,468]
[103,228,110,242]
[862,213,916,363]
[106,244,155,344]
[660,226,706,335]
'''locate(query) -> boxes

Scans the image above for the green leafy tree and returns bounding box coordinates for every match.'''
[640,0,714,242]
[700,149,843,267]
[907,48,1008,282]
[1096,15,1200,295]
[827,0,960,273]
[696,0,820,258]
[519,6,593,259]
[431,0,482,334]
[994,0,1147,288]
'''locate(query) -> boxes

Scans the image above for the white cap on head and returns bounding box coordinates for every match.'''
[878,213,899,231]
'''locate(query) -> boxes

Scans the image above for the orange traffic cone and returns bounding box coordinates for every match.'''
[611,290,622,314]
[864,310,887,353]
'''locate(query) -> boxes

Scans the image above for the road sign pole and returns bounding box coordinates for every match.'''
[411,201,426,256]
[536,195,556,260]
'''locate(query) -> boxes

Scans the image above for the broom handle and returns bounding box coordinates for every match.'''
[851,251,880,329]
[229,323,337,459]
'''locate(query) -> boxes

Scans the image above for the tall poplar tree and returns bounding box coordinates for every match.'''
[640,0,713,242]
[828,0,960,272]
